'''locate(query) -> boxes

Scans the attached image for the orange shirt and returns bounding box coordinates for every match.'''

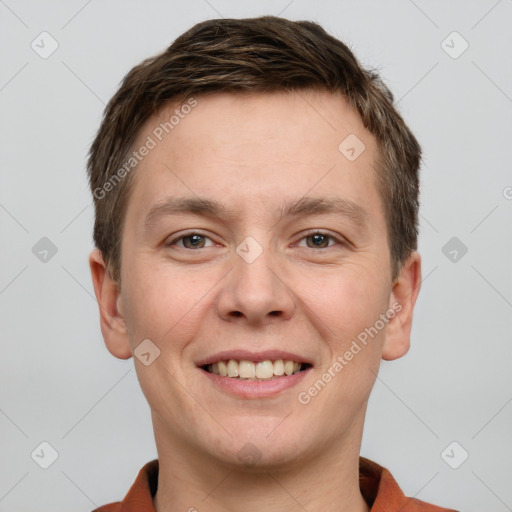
[92,457,458,511]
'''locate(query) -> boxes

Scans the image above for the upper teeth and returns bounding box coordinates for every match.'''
[206,359,303,379]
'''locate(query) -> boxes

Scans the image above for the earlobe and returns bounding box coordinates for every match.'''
[89,249,132,360]
[382,251,422,361]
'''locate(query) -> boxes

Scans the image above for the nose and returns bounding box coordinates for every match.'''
[216,241,295,326]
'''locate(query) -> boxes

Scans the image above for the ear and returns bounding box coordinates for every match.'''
[89,249,132,360]
[382,251,422,361]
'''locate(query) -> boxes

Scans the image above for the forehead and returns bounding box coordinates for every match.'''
[149,89,372,160]
[126,90,382,224]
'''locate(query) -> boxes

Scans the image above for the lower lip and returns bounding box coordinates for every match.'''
[199,367,312,399]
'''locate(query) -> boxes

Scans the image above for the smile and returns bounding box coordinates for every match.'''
[202,359,312,380]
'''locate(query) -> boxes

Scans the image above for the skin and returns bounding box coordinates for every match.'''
[90,89,421,512]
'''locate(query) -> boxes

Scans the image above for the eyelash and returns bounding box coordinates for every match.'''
[166,230,345,250]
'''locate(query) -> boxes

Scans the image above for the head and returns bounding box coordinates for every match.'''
[88,16,422,470]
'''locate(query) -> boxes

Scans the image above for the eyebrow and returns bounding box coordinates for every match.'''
[144,197,235,230]
[144,196,369,231]
[278,197,368,229]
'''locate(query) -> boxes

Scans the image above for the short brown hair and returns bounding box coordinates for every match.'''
[87,15,421,285]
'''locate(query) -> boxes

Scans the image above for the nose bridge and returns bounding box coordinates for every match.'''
[217,234,294,323]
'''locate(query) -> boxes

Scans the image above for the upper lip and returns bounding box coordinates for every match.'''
[195,349,314,367]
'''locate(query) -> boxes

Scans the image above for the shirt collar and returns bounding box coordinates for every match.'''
[102,457,455,512]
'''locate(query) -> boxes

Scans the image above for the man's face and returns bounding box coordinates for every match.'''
[110,90,408,467]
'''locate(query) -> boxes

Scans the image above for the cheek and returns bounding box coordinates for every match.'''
[123,263,217,347]
[316,268,388,332]
[307,278,387,415]
[311,270,390,395]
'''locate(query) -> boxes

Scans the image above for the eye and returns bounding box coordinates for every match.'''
[296,231,342,249]
[167,233,215,249]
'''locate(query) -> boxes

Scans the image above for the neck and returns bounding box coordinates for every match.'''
[152,415,370,512]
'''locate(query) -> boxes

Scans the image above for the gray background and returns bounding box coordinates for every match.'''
[1,0,511,510]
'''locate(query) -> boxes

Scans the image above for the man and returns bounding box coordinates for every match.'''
[87,15,457,511]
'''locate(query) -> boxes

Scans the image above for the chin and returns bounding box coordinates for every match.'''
[203,422,311,470]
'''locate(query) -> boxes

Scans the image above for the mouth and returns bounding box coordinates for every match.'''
[200,359,313,381]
